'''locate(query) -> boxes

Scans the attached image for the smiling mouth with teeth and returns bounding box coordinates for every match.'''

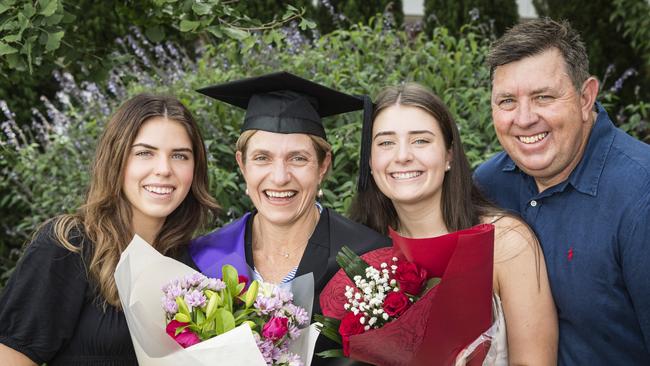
[390,171,422,180]
[144,185,175,195]
[518,132,548,144]
[265,190,297,198]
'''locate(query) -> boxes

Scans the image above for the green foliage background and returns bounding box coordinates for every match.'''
[423,0,519,36]
[1,2,649,291]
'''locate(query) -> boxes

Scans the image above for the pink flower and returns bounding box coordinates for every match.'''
[261,316,289,341]
[166,320,201,348]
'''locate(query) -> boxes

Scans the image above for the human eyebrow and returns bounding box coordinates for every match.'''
[408,130,435,136]
[373,131,396,140]
[131,143,192,153]
[531,87,553,95]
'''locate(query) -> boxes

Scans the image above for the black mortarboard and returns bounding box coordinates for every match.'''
[198,72,374,191]
[197,71,367,139]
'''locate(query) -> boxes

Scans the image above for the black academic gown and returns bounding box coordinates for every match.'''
[243,208,391,366]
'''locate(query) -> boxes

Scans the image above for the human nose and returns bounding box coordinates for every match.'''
[271,160,290,185]
[154,156,172,176]
[395,141,413,164]
[514,100,539,128]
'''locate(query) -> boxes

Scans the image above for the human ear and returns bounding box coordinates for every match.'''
[580,77,599,122]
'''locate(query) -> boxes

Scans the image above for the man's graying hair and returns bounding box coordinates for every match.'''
[487,17,590,91]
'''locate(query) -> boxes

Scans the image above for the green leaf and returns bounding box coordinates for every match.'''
[41,13,63,26]
[299,18,317,30]
[205,25,222,38]
[192,2,211,16]
[316,349,345,358]
[222,264,239,295]
[179,19,200,32]
[2,34,21,43]
[222,27,249,41]
[0,41,18,56]
[22,2,35,18]
[174,312,191,323]
[38,0,58,17]
[44,30,63,51]
[195,309,206,325]
[336,246,371,280]
[176,296,191,317]
[243,280,259,308]
[0,2,12,15]
[214,308,236,335]
[205,291,219,320]
[145,25,165,43]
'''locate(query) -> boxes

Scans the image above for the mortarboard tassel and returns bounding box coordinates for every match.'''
[357,95,374,192]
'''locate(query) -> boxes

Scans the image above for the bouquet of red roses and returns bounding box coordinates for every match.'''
[316,224,495,366]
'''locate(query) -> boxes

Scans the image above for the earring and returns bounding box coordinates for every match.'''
[245,188,249,195]
[445,163,451,171]
[318,188,323,198]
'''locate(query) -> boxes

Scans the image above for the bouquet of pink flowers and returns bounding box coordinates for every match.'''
[161,266,309,365]
[115,235,319,366]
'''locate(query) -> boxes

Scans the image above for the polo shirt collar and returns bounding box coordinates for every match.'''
[567,102,615,196]
[499,102,615,196]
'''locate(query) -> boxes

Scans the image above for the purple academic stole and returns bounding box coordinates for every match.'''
[189,212,251,278]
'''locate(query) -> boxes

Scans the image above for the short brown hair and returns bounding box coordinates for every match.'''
[236,130,333,174]
[487,18,590,90]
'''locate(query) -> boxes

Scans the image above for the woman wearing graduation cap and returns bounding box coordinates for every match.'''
[189,72,390,320]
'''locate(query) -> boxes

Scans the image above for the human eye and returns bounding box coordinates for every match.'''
[291,155,308,162]
[171,152,190,160]
[497,98,516,111]
[535,94,554,103]
[134,150,153,158]
[252,154,269,162]
[413,138,430,145]
[377,140,394,147]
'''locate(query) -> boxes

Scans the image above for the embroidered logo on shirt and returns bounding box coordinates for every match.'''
[567,247,574,261]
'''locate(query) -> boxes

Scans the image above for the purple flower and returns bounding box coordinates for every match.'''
[284,303,309,326]
[288,324,301,340]
[162,296,178,315]
[273,286,293,303]
[202,277,226,291]
[184,289,207,309]
[255,295,283,314]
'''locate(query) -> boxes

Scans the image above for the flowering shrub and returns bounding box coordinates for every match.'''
[1,17,648,290]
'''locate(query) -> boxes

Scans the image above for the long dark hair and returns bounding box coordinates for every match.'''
[349,83,497,234]
[53,93,220,307]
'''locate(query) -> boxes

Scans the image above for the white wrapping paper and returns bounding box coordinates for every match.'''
[114,235,318,365]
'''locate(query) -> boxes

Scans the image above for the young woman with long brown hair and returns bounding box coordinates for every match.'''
[350,83,558,365]
[0,94,219,366]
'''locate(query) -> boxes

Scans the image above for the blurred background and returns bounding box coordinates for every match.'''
[1,0,648,289]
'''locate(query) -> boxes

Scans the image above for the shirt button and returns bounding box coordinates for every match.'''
[530,200,538,207]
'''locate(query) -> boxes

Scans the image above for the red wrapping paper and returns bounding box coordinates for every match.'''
[320,224,495,366]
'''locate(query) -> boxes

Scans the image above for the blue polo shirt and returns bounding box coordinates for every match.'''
[474,102,650,365]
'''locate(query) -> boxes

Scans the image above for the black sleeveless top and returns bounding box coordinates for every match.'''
[0,223,197,365]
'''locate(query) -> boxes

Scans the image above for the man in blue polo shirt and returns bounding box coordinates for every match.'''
[474,18,650,365]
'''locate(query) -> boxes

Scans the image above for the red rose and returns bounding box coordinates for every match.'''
[382,291,411,317]
[262,316,289,341]
[394,261,428,296]
[339,312,366,356]
[166,320,201,348]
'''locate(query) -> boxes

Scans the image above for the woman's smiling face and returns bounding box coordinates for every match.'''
[370,104,451,209]
[236,130,329,227]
